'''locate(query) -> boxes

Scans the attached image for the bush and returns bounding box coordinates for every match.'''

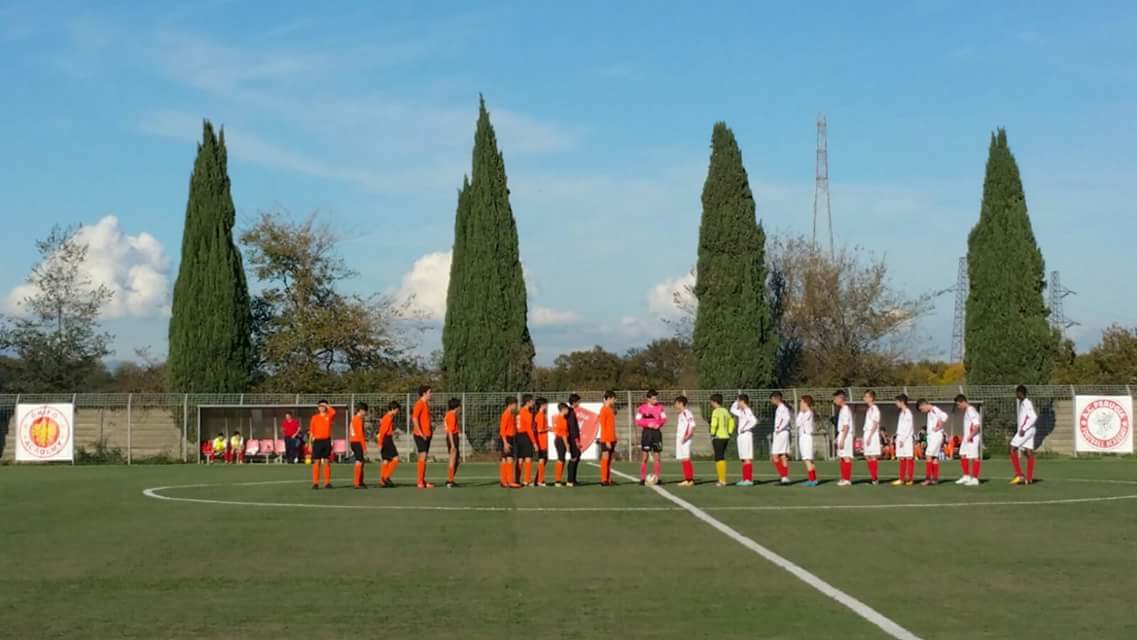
[76,438,127,465]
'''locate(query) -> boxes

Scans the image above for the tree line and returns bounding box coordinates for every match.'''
[2,102,1131,394]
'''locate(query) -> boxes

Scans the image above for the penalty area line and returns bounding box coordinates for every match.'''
[604,465,923,640]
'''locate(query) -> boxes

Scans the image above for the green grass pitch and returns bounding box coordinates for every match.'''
[2,459,1136,639]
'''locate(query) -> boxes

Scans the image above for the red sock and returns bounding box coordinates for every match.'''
[640,460,647,480]
[808,468,817,482]
[898,460,906,481]
[1026,456,1035,482]
[682,459,694,481]
[1010,450,1023,477]
[742,461,753,481]
[924,460,932,480]
[840,459,851,481]
[960,458,970,476]
[907,458,915,481]
[779,460,789,478]
[653,458,661,479]
[868,459,878,481]
[970,458,981,479]
[933,460,940,481]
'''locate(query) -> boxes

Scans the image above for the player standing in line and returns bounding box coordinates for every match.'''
[731,394,758,486]
[1009,385,1038,485]
[516,395,536,487]
[917,399,947,485]
[635,390,666,485]
[834,390,854,486]
[768,392,792,485]
[350,402,368,489]
[412,386,434,489]
[309,400,336,489]
[499,397,520,488]
[534,398,550,486]
[674,395,696,486]
[892,394,915,486]
[552,403,570,486]
[708,394,735,487]
[444,398,461,488]
[861,390,882,485]
[598,391,618,486]
[796,395,818,487]
[377,401,401,487]
[565,393,583,487]
[955,394,982,486]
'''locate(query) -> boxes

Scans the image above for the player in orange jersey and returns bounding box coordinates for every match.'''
[533,398,550,486]
[516,395,536,486]
[309,399,337,489]
[499,397,521,488]
[377,401,401,487]
[349,402,369,489]
[552,402,570,486]
[598,391,618,486]
[412,386,434,488]
[444,398,461,488]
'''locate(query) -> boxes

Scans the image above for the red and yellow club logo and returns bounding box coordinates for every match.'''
[1078,399,1130,451]
[18,405,72,460]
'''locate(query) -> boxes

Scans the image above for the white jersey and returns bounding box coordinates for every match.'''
[675,409,695,459]
[895,408,914,441]
[731,402,757,433]
[963,406,982,442]
[836,404,854,458]
[796,410,814,438]
[863,404,881,439]
[1017,398,1037,434]
[926,406,948,435]
[772,404,792,435]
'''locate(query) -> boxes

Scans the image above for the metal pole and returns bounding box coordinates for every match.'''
[182,394,188,463]
[349,394,356,441]
[461,392,467,463]
[196,405,201,465]
[273,416,279,464]
[1070,384,1078,458]
[626,391,633,461]
[126,393,133,465]
[71,393,77,466]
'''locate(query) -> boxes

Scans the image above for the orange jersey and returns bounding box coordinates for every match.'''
[518,408,533,435]
[377,414,395,444]
[499,408,516,438]
[553,414,569,438]
[535,409,548,448]
[598,405,617,443]
[309,407,337,440]
[413,399,432,438]
[349,414,365,444]
[444,409,459,435]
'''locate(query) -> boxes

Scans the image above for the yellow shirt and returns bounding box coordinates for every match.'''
[212,436,227,453]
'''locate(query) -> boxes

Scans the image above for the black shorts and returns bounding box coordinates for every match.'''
[641,428,663,452]
[599,441,616,455]
[554,438,568,460]
[380,436,398,461]
[535,441,548,461]
[568,438,581,460]
[515,434,534,459]
[501,436,517,458]
[350,442,365,462]
[414,435,432,454]
[311,438,332,460]
[446,432,460,454]
[712,438,730,461]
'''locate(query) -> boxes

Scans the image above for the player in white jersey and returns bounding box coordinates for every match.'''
[861,390,882,485]
[917,399,948,485]
[732,394,758,486]
[768,391,793,485]
[891,394,916,486]
[834,390,855,486]
[955,394,982,486]
[673,395,696,487]
[796,395,817,487]
[1009,385,1038,485]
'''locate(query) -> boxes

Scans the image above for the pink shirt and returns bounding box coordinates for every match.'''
[634,403,667,430]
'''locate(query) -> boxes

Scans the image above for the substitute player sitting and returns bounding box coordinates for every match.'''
[1009,385,1038,485]
[917,399,947,485]
[635,390,666,485]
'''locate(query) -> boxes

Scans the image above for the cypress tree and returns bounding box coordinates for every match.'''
[167,121,253,392]
[441,97,534,391]
[965,129,1055,384]
[692,122,775,388]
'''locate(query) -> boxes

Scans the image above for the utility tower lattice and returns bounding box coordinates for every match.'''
[812,114,833,255]
[1048,270,1078,335]
[951,256,968,363]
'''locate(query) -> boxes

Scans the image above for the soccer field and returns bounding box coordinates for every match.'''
[2,460,1136,639]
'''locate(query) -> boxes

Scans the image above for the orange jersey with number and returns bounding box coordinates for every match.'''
[444,409,459,435]
[535,409,549,447]
[518,408,533,435]
[309,407,337,440]
[349,414,365,444]
[413,399,431,438]
[499,409,516,438]
[599,405,617,443]
[553,414,568,438]
[377,414,395,444]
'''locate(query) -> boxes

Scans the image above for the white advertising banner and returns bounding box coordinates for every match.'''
[546,402,600,461]
[1074,395,1133,454]
[15,403,75,462]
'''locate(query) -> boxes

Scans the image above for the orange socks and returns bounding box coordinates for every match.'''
[555,461,564,483]
[600,457,610,483]
[447,463,455,484]
[416,458,426,486]
[387,459,399,481]
[312,462,320,486]
[523,460,533,485]
[323,462,331,486]
[536,460,546,484]
[378,461,387,482]
[353,463,363,487]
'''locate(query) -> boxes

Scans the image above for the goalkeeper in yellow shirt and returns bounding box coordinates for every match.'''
[708,394,735,486]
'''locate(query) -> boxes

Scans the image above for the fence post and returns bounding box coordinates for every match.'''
[406,393,413,439]
[1070,385,1078,458]
[127,393,133,465]
[196,405,201,465]
[182,394,189,463]
[349,394,356,442]
[461,392,467,463]
[626,391,633,461]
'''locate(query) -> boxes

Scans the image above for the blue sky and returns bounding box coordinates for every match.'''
[2,0,1135,364]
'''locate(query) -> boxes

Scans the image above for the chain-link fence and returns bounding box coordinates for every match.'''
[2,385,1131,463]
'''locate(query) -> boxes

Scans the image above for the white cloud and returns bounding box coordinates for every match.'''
[395,251,452,321]
[5,216,171,319]
[647,271,696,318]
[531,306,580,327]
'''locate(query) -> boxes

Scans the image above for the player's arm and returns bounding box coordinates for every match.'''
[1020,402,1037,434]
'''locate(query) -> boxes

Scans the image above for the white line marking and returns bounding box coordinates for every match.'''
[605,466,923,640]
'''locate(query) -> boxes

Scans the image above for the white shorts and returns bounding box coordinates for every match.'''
[675,440,692,460]
[737,432,755,460]
[863,433,881,457]
[925,433,944,458]
[895,436,913,458]
[960,438,980,459]
[798,435,814,461]
[1010,428,1036,451]
[836,433,854,459]
[770,430,790,456]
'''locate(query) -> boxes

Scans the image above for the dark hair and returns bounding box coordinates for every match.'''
[447,398,461,410]
[505,396,518,407]
[535,397,548,411]
[603,390,616,400]
[521,393,534,404]
[833,389,847,399]
[557,402,569,413]
[318,399,328,405]
[568,393,581,405]
[387,401,401,412]
[418,385,431,397]
[646,389,658,398]
[284,411,293,417]
[355,402,369,413]
[674,395,688,406]
[954,394,967,403]
[1016,385,1028,395]
[895,394,908,405]
[801,394,814,408]
[738,393,750,403]
[916,398,930,407]
[864,389,876,400]
[710,393,724,405]
[769,391,781,401]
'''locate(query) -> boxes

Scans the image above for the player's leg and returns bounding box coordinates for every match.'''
[1009,441,1024,484]
[713,439,728,486]
[652,447,662,483]
[311,455,320,488]
[640,444,649,484]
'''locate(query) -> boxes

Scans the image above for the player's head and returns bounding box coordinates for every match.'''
[557,402,570,416]
[418,385,432,400]
[1016,385,1028,400]
[768,391,781,405]
[800,394,813,411]
[447,398,461,411]
[916,398,932,413]
[217,432,225,438]
[710,393,724,407]
[603,390,616,406]
[954,393,968,410]
[863,389,876,403]
[894,393,908,408]
[317,399,329,414]
[534,397,548,411]
[505,396,518,410]
[646,389,658,404]
[673,395,688,409]
[284,411,293,419]
[832,389,847,406]
[387,400,401,415]
[521,393,534,407]
[355,401,368,415]
[568,393,581,407]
